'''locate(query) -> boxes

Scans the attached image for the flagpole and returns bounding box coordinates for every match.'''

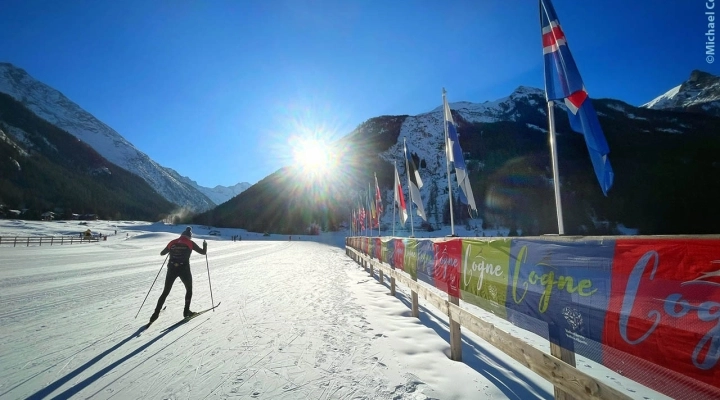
[443,88,456,237]
[361,194,366,237]
[368,183,372,238]
[375,173,382,238]
[404,138,415,238]
[392,161,397,237]
[547,100,565,234]
[363,195,368,237]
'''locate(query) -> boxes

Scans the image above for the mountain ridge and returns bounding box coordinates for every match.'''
[199,70,720,235]
[0,62,247,210]
[642,69,720,117]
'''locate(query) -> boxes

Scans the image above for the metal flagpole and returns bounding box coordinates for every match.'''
[547,100,565,234]
[392,161,397,237]
[443,88,456,236]
[404,138,416,238]
[368,183,373,238]
[375,173,381,238]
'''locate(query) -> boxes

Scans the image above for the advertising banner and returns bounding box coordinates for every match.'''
[417,240,434,285]
[507,239,615,351]
[393,239,406,271]
[404,239,418,280]
[433,239,462,297]
[459,239,512,318]
[603,239,720,390]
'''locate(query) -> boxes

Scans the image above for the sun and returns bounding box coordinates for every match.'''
[292,138,333,174]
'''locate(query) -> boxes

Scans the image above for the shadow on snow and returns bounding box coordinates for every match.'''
[26,318,206,400]
[378,274,553,400]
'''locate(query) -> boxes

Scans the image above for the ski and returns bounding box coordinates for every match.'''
[184,302,221,321]
[142,306,167,330]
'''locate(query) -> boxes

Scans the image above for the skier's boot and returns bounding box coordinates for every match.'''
[183,308,196,319]
[148,311,159,325]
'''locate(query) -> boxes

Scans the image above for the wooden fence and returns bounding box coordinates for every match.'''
[346,246,631,400]
[0,236,100,247]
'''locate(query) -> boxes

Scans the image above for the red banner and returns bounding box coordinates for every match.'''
[433,239,461,297]
[603,239,720,392]
[393,239,405,271]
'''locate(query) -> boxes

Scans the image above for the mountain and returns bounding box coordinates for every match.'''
[198,72,720,236]
[0,63,215,212]
[0,92,175,220]
[173,173,252,205]
[642,70,720,117]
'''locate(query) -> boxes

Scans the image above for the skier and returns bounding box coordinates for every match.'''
[148,226,207,325]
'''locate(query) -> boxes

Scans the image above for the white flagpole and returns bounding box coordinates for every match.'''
[375,173,382,238]
[392,161,397,237]
[404,138,416,238]
[547,100,565,234]
[368,183,373,238]
[443,88,456,237]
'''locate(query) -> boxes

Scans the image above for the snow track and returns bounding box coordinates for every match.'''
[1,239,467,399]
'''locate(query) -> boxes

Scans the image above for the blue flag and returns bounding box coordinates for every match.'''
[540,0,613,196]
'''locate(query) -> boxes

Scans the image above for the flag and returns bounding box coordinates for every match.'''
[540,0,613,196]
[444,89,477,212]
[394,164,408,225]
[374,173,383,218]
[352,209,357,234]
[404,143,427,221]
[369,184,378,228]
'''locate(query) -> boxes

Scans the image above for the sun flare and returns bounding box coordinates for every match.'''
[292,138,333,175]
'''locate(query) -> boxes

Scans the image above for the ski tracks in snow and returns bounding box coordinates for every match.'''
[0,240,434,399]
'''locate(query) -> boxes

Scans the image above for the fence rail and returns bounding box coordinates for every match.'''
[346,246,631,400]
[0,236,99,247]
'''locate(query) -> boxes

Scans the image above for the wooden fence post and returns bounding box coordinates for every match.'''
[449,295,462,361]
[411,272,419,318]
[551,340,578,399]
[390,276,396,296]
[379,269,383,284]
[26,238,30,247]
[14,237,17,247]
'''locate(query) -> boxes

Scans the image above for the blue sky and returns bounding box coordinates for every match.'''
[1,0,717,187]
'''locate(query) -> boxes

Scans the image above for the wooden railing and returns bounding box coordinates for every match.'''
[346,246,631,400]
[0,236,100,247]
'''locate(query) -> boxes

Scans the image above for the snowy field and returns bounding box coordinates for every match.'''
[0,220,666,399]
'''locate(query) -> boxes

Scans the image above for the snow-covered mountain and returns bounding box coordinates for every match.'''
[0,62,218,212]
[172,172,252,205]
[642,70,720,117]
[374,86,549,225]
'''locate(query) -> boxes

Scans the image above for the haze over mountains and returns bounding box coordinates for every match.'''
[1,62,719,235]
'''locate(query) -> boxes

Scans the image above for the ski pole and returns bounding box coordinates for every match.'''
[135,254,168,319]
[204,241,215,311]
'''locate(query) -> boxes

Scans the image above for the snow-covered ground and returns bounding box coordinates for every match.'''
[0,220,666,399]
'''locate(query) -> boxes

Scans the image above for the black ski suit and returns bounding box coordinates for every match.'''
[153,235,207,315]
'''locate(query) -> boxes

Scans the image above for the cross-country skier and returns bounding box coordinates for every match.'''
[149,226,207,325]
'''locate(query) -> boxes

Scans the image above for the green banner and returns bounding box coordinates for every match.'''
[460,239,511,318]
[404,239,418,280]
